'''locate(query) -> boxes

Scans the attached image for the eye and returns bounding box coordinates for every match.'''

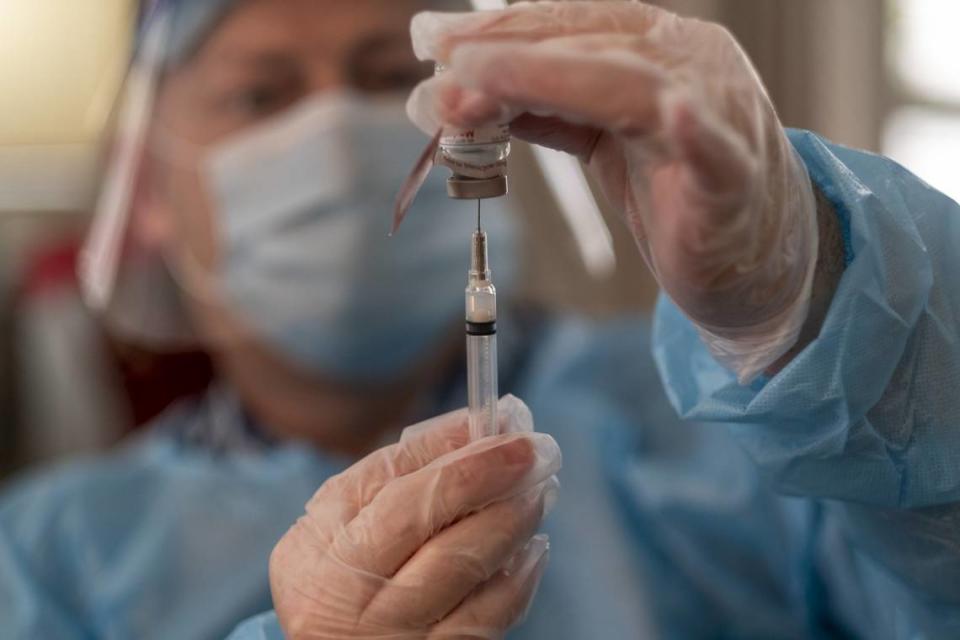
[347,35,431,95]
[221,81,301,120]
[352,61,432,94]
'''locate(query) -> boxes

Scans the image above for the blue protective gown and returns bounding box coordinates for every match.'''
[652,130,960,639]
[1,131,958,639]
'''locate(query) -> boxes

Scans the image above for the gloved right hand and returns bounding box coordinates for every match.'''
[269,395,561,639]
[407,1,821,383]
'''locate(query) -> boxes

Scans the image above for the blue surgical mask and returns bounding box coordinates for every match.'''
[204,92,514,383]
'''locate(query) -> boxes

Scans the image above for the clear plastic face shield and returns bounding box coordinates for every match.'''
[81,0,514,385]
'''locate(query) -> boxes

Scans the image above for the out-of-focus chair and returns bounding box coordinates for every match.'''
[10,231,213,469]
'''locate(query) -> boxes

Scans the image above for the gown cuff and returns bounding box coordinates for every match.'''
[652,129,933,486]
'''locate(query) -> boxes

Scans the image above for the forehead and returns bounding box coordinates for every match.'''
[199,0,424,60]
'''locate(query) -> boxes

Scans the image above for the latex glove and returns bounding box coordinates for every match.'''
[407,1,819,383]
[269,395,561,639]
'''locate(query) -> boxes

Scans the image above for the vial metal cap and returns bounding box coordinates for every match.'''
[447,175,508,200]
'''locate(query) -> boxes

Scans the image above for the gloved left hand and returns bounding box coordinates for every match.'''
[407,1,822,382]
[269,396,561,639]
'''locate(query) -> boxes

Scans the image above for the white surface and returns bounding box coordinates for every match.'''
[471,0,509,10]
[884,107,960,205]
[0,0,133,211]
[17,292,127,463]
[532,146,617,280]
[0,145,100,212]
[891,0,960,104]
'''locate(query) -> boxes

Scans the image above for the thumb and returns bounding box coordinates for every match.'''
[407,75,517,136]
[666,94,754,219]
[510,113,604,161]
[408,76,602,161]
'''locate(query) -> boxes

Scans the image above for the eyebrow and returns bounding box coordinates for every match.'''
[206,29,413,72]
[209,49,301,72]
[343,31,413,62]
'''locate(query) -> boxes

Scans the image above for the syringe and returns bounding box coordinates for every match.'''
[391,15,509,442]
[465,201,499,441]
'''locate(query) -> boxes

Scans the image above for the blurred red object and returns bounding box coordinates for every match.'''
[16,233,214,436]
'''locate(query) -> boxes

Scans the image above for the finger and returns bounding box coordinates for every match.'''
[510,114,603,159]
[400,395,534,442]
[363,477,559,628]
[429,535,551,640]
[445,40,668,138]
[647,97,759,300]
[667,94,753,208]
[407,77,604,158]
[407,75,521,136]
[330,432,561,578]
[407,75,452,135]
[412,1,668,62]
[304,407,470,538]
[410,30,677,144]
[307,396,534,536]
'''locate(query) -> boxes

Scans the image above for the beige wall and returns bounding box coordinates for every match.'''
[716,0,886,152]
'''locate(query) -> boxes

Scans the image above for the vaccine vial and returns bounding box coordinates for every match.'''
[435,63,510,200]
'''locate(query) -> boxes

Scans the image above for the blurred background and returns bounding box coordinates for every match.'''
[0,0,956,481]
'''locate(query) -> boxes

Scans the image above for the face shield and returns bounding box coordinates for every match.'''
[81,0,515,384]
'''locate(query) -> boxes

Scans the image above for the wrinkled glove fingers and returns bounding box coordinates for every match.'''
[363,478,559,628]
[330,432,561,578]
[407,30,687,155]
[412,1,668,62]
[428,535,551,640]
[400,395,533,443]
[307,396,533,536]
[646,97,765,300]
[431,40,668,138]
[667,96,754,215]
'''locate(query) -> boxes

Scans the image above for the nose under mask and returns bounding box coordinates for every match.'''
[202,92,516,383]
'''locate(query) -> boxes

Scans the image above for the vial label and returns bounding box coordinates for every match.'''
[434,63,512,180]
[437,124,511,179]
[440,124,511,146]
[436,150,508,179]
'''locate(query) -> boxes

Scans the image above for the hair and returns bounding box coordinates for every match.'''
[425,0,472,8]
[147,0,475,70]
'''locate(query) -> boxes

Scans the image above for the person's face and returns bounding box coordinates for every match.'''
[136,0,429,338]
[138,0,429,329]
[132,0,464,450]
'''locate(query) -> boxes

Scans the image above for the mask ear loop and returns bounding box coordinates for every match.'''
[154,92,439,353]
[143,93,362,317]
[161,233,227,308]
[147,121,322,351]
[133,114,236,312]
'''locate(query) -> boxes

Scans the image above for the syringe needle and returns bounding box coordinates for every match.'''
[477,199,482,233]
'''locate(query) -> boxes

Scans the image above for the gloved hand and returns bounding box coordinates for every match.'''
[407,1,820,382]
[269,395,561,639]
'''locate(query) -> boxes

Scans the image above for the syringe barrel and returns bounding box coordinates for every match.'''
[467,332,499,441]
[466,282,496,324]
[466,232,498,441]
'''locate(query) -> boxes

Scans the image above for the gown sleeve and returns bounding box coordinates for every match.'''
[226,611,284,640]
[653,129,960,634]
